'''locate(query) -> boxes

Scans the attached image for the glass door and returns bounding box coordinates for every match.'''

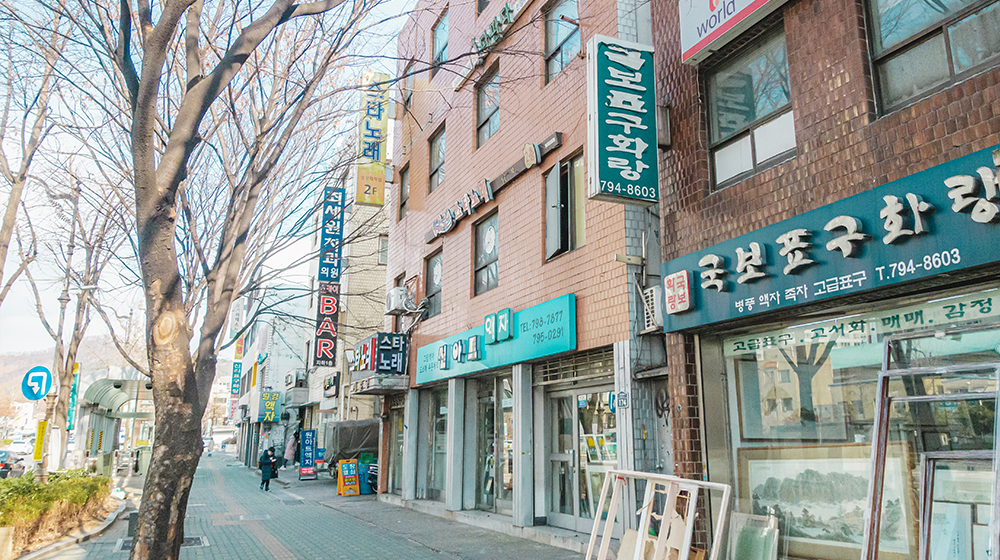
[476,376,515,514]
[547,387,618,533]
[388,408,404,495]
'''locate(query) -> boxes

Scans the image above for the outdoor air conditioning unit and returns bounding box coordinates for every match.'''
[642,286,664,332]
[385,286,412,316]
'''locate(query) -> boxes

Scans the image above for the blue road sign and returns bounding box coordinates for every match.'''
[22,366,53,401]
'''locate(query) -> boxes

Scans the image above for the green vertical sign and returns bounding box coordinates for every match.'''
[66,364,80,431]
[587,35,659,206]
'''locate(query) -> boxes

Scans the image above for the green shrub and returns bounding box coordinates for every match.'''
[0,471,110,527]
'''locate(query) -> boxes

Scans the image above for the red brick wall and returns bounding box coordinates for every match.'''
[651,0,1000,479]
[387,0,633,360]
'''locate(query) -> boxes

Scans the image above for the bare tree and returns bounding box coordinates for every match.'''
[0,3,69,309]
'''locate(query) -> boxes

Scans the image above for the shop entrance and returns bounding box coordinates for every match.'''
[863,323,1000,560]
[546,387,619,533]
[388,407,404,495]
[475,376,514,513]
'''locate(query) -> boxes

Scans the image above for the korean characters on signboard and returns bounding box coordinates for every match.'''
[355,71,389,206]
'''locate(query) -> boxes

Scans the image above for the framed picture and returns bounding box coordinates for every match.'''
[737,443,916,560]
[733,352,850,443]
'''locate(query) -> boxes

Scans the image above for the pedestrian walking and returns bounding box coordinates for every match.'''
[283,432,296,469]
[259,447,278,491]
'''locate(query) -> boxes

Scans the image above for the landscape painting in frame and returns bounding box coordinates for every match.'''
[738,443,916,560]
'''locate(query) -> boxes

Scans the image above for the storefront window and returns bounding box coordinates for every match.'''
[427,388,448,501]
[723,288,999,559]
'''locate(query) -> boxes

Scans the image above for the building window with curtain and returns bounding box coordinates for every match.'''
[544,0,581,83]
[474,213,499,295]
[429,126,445,192]
[477,67,500,147]
[425,252,443,319]
[545,153,586,260]
[869,0,1000,110]
[708,27,795,189]
[432,10,449,76]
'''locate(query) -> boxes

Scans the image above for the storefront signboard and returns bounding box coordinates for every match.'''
[415,294,577,384]
[679,0,791,64]
[337,459,361,496]
[230,362,242,396]
[258,391,281,423]
[351,332,408,376]
[587,35,659,207]
[661,145,1000,332]
[299,429,317,479]
[355,71,389,206]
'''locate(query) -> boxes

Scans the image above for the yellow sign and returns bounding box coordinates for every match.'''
[259,391,281,423]
[33,420,47,462]
[337,459,361,496]
[355,71,389,207]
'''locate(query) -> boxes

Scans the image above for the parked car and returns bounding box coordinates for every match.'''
[7,440,31,456]
[0,450,25,479]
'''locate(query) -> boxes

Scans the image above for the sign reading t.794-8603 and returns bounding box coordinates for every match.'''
[662,145,1000,331]
[587,35,659,207]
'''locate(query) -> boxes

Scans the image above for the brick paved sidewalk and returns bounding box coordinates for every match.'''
[29,453,583,560]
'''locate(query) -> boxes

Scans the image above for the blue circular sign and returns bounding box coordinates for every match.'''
[22,366,53,401]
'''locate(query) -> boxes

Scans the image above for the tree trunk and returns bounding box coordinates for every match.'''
[0,177,26,305]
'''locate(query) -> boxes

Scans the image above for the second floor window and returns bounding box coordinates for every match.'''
[474,213,499,295]
[425,252,443,318]
[398,166,409,219]
[429,127,446,192]
[378,235,389,265]
[869,0,1000,110]
[477,69,500,146]
[545,153,586,260]
[708,27,794,188]
[545,0,581,82]
[432,11,449,75]
[402,65,414,109]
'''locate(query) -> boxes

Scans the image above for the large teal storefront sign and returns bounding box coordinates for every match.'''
[661,145,1000,331]
[416,294,577,384]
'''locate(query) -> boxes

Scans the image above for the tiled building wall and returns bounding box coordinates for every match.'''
[387,0,636,356]
[652,0,1000,483]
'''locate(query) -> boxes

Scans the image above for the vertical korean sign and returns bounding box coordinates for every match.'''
[355,71,389,207]
[258,391,281,422]
[315,186,346,367]
[587,36,659,207]
[66,363,81,431]
[299,429,317,480]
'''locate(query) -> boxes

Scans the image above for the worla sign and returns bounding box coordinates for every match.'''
[258,391,281,422]
[678,0,789,64]
[587,36,659,206]
[661,145,1000,331]
[355,71,389,206]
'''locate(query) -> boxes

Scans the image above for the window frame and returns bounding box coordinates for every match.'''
[429,126,446,193]
[378,235,389,265]
[398,165,409,220]
[425,252,443,319]
[432,10,449,76]
[402,64,414,109]
[544,152,586,261]
[544,0,581,83]
[476,67,500,147]
[867,0,1000,112]
[706,26,795,190]
[474,212,500,296]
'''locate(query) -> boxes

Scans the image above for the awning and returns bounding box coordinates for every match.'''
[349,375,409,395]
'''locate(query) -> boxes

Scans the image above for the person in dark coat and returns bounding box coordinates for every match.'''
[259,447,278,491]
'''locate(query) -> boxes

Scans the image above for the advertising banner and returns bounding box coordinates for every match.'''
[313,282,341,367]
[66,363,80,431]
[587,36,659,207]
[355,71,389,206]
[299,429,317,479]
[258,391,281,422]
[679,0,789,64]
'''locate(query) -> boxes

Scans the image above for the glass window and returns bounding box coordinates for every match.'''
[722,287,1000,560]
[378,235,389,265]
[402,65,414,109]
[474,213,499,295]
[708,29,794,188]
[545,153,586,260]
[545,0,581,83]
[425,252,442,319]
[429,127,445,192]
[432,11,449,75]
[477,68,500,147]
[478,0,490,13]
[870,0,1000,109]
[398,166,409,219]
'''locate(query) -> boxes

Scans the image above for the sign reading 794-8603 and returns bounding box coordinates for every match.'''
[587,35,659,207]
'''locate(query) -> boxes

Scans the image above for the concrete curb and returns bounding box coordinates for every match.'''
[17,497,126,560]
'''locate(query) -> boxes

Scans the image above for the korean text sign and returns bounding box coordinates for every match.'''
[300,429,317,478]
[258,391,281,422]
[313,282,341,367]
[355,71,389,206]
[661,145,1000,331]
[587,35,659,207]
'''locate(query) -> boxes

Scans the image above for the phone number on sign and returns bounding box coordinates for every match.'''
[601,181,655,199]
[875,249,961,281]
[532,327,564,344]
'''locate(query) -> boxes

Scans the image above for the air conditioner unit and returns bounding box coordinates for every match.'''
[642,286,664,332]
[385,286,411,316]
